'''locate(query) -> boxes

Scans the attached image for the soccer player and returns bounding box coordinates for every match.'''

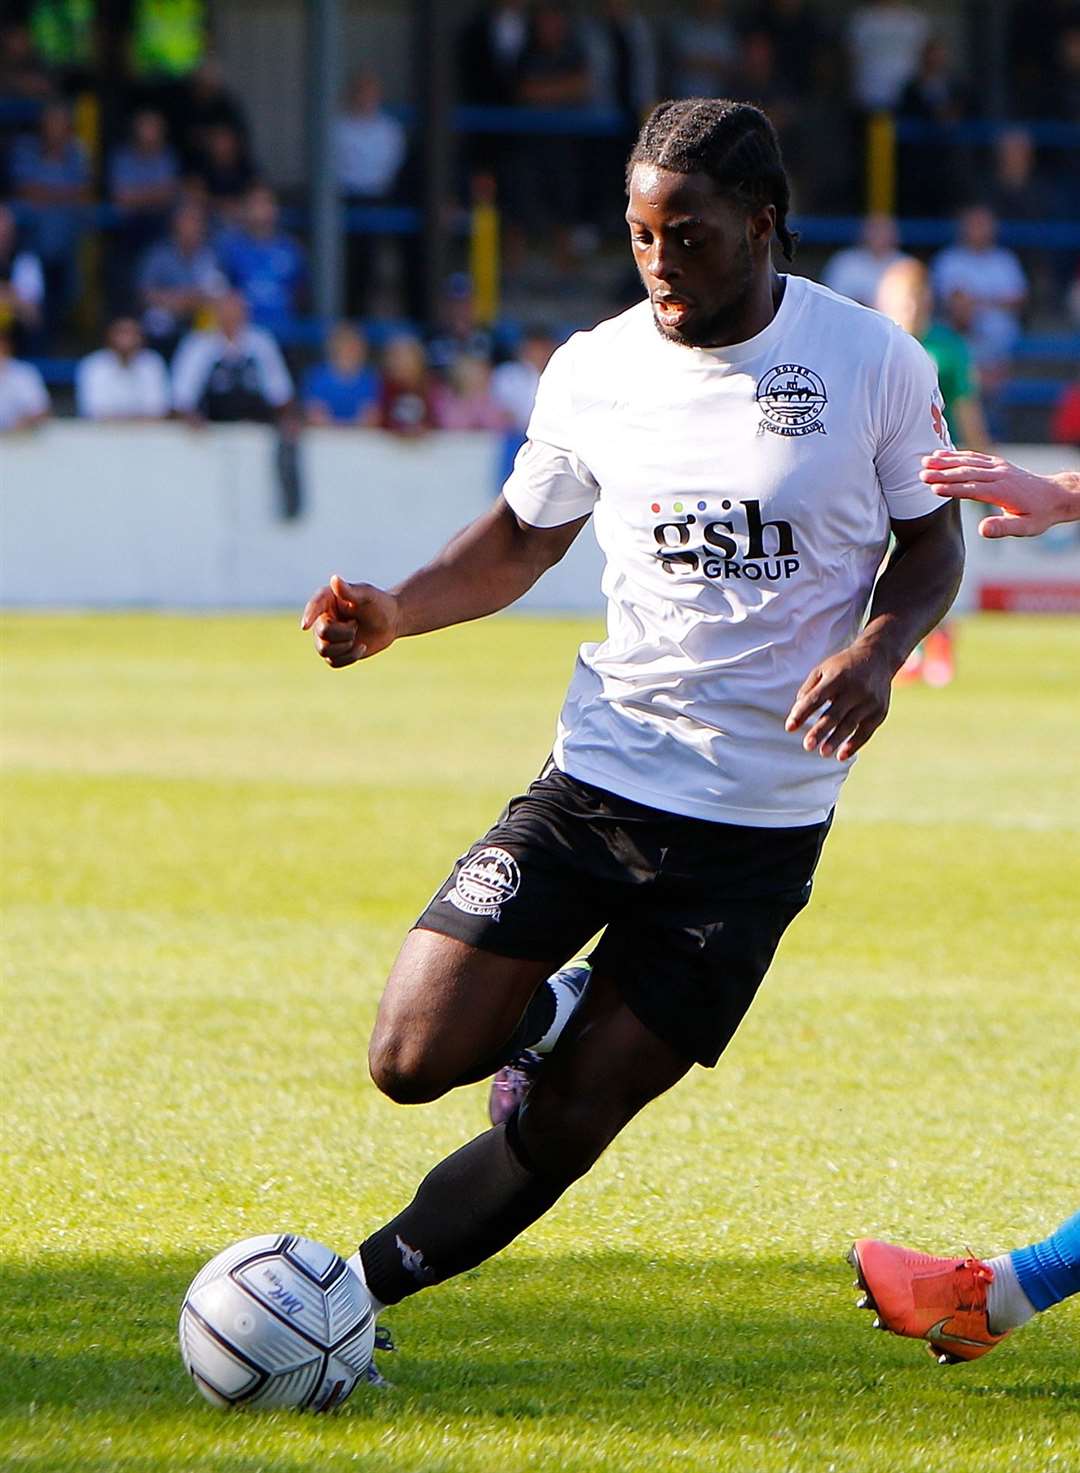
[302,100,964,1329]
[851,449,1080,1366]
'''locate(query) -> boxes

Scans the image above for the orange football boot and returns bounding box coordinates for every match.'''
[848,1239,1010,1364]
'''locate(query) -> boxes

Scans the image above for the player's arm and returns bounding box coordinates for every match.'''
[301,497,589,669]
[786,501,964,761]
[921,450,1080,538]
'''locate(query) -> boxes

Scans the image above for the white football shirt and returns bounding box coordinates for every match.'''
[502,274,951,828]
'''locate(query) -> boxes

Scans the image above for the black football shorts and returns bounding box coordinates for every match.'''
[414,761,832,1067]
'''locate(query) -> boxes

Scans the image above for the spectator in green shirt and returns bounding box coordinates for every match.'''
[876,256,990,451]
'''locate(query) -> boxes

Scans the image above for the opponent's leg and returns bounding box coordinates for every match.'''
[849,1209,1080,1364]
[356,968,691,1307]
[366,929,577,1105]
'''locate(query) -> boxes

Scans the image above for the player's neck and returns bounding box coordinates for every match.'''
[698,271,786,351]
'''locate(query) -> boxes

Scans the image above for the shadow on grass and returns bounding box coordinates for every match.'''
[2,1249,1076,1449]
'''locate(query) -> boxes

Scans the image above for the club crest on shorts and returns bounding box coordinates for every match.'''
[756,364,828,437]
[445,846,521,920]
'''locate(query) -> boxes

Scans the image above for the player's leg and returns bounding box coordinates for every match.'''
[354,966,693,1309]
[851,1208,1080,1364]
[366,928,573,1105]
[992,1209,1080,1328]
[365,763,620,1107]
[353,813,830,1312]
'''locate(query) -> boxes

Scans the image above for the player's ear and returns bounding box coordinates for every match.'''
[747,203,775,250]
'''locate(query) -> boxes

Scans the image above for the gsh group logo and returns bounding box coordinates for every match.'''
[652,498,801,583]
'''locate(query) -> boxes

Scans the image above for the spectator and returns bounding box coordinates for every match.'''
[109,108,180,306]
[333,69,411,317]
[847,0,930,112]
[218,184,306,335]
[436,354,511,431]
[110,109,179,231]
[169,54,250,171]
[456,2,530,248]
[377,333,438,435]
[823,215,910,307]
[756,0,823,99]
[0,22,54,101]
[302,322,380,427]
[988,128,1061,222]
[513,4,592,270]
[129,0,206,84]
[491,325,556,433]
[10,100,91,334]
[669,0,739,100]
[897,36,969,214]
[0,203,45,352]
[457,0,530,105]
[334,70,407,202]
[75,315,170,421]
[27,2,94,79]
[932,205,1027,374]
[426,272,495,380]
[171,289,293,424]
[191,122,255,224]
[581,2,658,234]
[584,2,657,119]
[0,329,50,432]
[875,258,990,451]
[731,30,791,129]
[137,199,227,356]
[1052,22,1080,123]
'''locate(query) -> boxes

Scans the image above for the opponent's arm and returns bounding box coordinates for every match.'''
[921,450,1080,538]
[786,500,964,762]
[301,496,589,669]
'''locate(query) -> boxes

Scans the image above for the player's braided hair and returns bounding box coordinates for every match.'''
[627,99,799,262]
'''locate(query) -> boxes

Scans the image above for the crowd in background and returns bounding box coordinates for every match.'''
[0,0,1078,440]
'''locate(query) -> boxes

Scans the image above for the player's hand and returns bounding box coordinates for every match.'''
[300,574,402,668]
[920,451,1069,539]
[785,643,893,762]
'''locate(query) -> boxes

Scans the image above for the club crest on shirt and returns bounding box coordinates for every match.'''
[756,364,828,437]
[445,846,521,920]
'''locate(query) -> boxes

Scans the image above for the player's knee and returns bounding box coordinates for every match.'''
[367,1031,448,1105]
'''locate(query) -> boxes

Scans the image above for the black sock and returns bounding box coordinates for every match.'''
[358,1114,571,1306]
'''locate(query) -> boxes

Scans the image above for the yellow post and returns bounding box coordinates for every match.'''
[469,173,500,327]
[866,110,897,217]
[74,90,102,340]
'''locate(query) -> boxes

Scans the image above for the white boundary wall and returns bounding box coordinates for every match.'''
[1,425,1077,612]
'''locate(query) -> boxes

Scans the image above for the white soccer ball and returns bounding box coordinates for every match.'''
[179,1233,375,1411]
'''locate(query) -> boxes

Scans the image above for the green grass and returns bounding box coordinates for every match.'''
[2,611,1079,1473]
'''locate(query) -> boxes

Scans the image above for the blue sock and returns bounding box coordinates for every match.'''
[1010,1210,1080,1312]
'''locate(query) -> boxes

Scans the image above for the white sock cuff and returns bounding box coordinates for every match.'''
[346,1249,386,1317]
[986,1253,1037,1334]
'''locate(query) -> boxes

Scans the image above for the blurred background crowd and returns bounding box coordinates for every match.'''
[0,0,1077,449]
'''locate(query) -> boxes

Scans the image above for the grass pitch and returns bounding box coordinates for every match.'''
[2,610,1079,1473]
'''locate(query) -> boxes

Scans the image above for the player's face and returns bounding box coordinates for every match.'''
[626,164,769,348]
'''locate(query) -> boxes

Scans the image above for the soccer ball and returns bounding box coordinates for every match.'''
[178,1233,375,1411]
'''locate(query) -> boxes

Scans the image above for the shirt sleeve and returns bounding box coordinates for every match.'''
[171,334,211,412]
[144,353,171,417]
[874,326,952,521]
[74,356,97,418]
[501,340,599,527]
[254,331,294,408]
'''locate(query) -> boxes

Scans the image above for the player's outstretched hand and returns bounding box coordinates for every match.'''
[785,644,892,763]
[920,451,1073,539]
[300,574,402,669]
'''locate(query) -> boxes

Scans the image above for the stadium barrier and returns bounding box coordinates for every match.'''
[1,425,1077,613]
